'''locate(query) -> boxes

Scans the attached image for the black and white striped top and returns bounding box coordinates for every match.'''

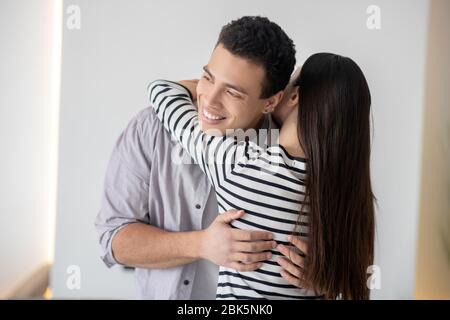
[148,80,321,300]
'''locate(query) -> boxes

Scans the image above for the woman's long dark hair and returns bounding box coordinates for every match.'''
[295,53,375,299]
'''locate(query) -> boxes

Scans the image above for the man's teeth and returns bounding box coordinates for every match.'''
[203,109,225,120]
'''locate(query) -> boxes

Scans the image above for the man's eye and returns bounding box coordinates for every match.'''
[227,90,241,99]
[202,75,212,82]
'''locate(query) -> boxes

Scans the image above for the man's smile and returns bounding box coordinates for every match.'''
[201,106,227,124]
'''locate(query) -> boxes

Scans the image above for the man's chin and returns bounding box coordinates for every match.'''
[199,121,226,136]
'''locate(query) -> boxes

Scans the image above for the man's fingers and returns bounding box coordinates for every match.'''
[219,209,245,224]
[288,235,308,256]
[229,262,262,272]
[232,229,273,241]
[277,244,304,268]
[280,269,305,288]
[220,210,273,241]
[232,240,277,253]
[277,257,303,279]
[231,251,272,264]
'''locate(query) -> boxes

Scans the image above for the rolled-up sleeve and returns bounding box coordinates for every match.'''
[95,109,154,267]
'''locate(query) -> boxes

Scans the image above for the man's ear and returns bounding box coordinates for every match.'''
[264,91,284,113]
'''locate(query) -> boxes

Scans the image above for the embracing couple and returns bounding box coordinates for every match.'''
[95,16,375,300]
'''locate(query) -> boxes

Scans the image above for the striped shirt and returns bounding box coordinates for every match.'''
[148,80,321,300]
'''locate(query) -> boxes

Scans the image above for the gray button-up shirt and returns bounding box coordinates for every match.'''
[95,106,277,299]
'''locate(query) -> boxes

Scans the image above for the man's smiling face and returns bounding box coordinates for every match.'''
[197,44,273,134]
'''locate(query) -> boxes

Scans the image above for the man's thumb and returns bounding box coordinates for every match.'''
[220,209,245,224]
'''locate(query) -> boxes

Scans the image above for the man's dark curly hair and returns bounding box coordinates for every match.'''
[216,16,296,99]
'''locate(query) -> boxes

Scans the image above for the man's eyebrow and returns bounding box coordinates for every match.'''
[203,66,214,80]
[202,65,248,95]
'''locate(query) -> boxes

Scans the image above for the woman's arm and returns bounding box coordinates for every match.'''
[148,79,260,185]
[178,79,198,99]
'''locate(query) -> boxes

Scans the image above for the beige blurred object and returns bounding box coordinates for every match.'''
[7,264,51,299]
[415,0,450,300]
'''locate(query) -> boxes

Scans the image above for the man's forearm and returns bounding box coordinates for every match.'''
[111,222,204,269]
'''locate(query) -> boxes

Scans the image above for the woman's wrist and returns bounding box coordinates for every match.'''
[178,80,199,100]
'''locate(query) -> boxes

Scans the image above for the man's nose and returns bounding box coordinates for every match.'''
[204,85,222,108]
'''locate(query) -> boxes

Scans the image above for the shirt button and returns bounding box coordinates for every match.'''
[195,204,201,209]
[183,279,190,285]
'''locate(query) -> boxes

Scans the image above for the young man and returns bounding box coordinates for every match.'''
[95,16,304,299]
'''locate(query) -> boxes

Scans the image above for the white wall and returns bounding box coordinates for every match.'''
[0,0,60,298]
[52,0,430,298]
[415,0,450,299]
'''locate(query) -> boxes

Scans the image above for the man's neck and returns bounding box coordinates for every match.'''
[249,115,265,131]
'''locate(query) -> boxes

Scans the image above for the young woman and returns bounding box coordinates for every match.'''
[148,53,375,300]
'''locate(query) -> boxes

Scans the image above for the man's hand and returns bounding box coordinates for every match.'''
[179,80,199,100]
[199,210,277,272]
[276,235,309,288]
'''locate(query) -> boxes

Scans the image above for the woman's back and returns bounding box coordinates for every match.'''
[215,145,316,299]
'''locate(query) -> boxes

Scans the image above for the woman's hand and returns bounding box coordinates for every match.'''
[276,235,309,288]
[179,80,199,100]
